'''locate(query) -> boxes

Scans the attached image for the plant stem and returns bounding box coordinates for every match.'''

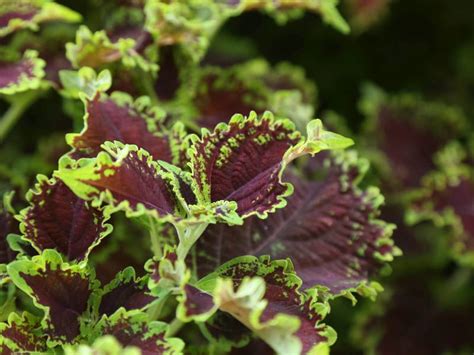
[0,91,41,142]
[176,222,209,261]
[166,317,185,337]
[140,69,160,106]
[147,291,170,321]
[148,216,162,259]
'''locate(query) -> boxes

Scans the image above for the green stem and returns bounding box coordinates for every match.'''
[148,216,162,259]
[0,91,41,142]
[176,222,209,261]
[191,242,198,282]
[147,291,171,321]
[166,317,185,337]
[140,69,160,106]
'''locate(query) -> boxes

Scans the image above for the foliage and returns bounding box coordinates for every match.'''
[0,0,472,354]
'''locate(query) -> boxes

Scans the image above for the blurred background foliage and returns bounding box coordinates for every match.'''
[6,0,474,157]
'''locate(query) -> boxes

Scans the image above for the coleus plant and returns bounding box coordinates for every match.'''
[0,0,408,354]
[0,81,400,353]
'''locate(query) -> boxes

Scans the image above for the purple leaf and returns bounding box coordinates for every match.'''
[0,2,38,29]
[0,313,47,353]
[178,284,215,320]
[20,177,112,261]
[196,152,398,293]
[0,196,18,264]
[198,256,334,354]
[68,93,174,162]
[190,112,300,218]
[98,267,154,316]
[154,47,181,101]
[58,142,179,219]
[21,270,90,342]
[193,61,315,130]
[0,50,45,94]
[7,251,96,343]
[0,1,81,38]
[376,105,442,187]
[94,310,183,354]
[425,177,474,238]
[193,70,265,129]
[11,28,75,87]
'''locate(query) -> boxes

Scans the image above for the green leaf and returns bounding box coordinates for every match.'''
[284,119,354,162]
[60,67,112,100]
